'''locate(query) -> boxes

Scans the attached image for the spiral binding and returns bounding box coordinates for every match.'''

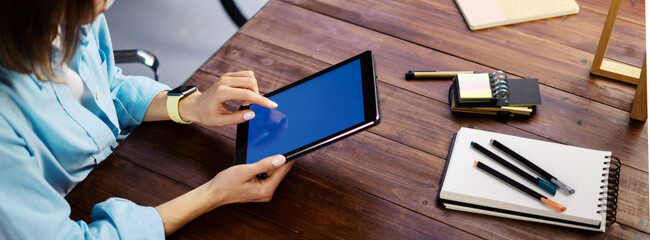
[597,156,621,225]
[489,70,510,105]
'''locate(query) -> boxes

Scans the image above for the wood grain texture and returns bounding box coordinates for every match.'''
[191,29,648,233]
[108,122,480,239]
[64,0,648,239]
[577,0,645,25]
[419,0,645,67]
[279,0,642,112]
[419,0,645,25]
[236,1,647,172]
[113,118,645,239]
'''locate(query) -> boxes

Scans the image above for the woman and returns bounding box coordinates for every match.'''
[0,0,294,238]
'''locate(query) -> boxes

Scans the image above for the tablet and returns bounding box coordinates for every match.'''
[234,51,380,165]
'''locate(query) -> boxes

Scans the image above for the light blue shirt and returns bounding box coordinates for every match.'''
[0,15,169,239]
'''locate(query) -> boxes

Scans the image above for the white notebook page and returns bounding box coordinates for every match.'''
[440,127,610,226]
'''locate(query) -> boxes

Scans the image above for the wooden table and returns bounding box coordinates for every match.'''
[67,0,649,239]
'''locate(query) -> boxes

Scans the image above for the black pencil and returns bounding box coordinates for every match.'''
[474,161,566,212]
[471,141,557,195]
[490,139,575,195]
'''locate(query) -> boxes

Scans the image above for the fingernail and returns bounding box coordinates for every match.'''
[269,100,278,108]
[243,111,255,120]
[272,155,286,167]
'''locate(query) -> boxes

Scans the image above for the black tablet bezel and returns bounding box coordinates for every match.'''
[234,50,380,165]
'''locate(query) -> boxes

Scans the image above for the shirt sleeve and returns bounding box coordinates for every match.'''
[0,115,165,239]
[109,67,170,133]
[92,14,171,134]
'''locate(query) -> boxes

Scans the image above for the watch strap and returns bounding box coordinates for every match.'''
[167,94,192,124]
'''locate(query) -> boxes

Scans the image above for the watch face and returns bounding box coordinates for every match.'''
[169,85,196,96]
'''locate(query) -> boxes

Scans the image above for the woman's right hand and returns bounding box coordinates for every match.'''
[155,155,294,236]
[207,155,294,206]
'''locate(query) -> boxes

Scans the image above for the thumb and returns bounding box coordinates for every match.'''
[249,155,286,175]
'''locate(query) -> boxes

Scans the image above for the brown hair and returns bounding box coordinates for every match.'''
[0,0,96,81]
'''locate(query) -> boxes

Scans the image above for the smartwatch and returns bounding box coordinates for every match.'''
[167,85,197,124]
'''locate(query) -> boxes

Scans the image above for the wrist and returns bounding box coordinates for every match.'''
[204,179,228,210]
[155,181,221,236]
[177,91,201,123]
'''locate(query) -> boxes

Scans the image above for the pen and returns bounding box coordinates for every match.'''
[405,70,476,80]
[471,141,557,196]
[490,139,576,195]
[474,161,567,212]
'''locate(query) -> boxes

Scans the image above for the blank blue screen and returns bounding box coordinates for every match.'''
[246,59,365,164]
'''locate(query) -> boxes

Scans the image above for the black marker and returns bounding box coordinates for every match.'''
[491,139,575,195]
[471,141,557,196]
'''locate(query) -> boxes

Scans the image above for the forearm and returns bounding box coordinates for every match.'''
[154,182,224,236]
[154,155,293,236]
[142,91,169,122]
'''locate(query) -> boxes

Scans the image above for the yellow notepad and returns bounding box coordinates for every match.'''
[455,0,579,30]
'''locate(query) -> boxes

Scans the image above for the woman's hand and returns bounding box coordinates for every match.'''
[179,71,277,127]
[207,155,294,206]
[155,155,294,236]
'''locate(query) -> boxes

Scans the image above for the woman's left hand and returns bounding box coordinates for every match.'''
[179,71,277,127]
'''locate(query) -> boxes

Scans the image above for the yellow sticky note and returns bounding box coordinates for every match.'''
[458,73,492,99]
[459,89,493,99]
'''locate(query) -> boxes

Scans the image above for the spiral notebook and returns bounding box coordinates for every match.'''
[455,0,580,30]
[437,127,620,232]
[449,73,540,117]
[454,73,541,107]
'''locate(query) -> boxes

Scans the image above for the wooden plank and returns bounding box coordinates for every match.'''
[211,4,647,172]
[416,0,645,26]
[418,0,645,67]
[65,153,304,240]
[112,122,480,239]
[277,0,639,112]
[63,1,647,239]
[190,30,647,231]
[185,35,648,233]
[118,115,648,238]
[576,0,645,25]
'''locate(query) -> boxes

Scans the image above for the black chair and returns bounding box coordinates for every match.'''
[113,49,159,81]
[220,0,248,28]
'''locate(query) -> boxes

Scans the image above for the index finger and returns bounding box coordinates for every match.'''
[223,87,277,109]
[223,71,255,78]
[220,76,259,95]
